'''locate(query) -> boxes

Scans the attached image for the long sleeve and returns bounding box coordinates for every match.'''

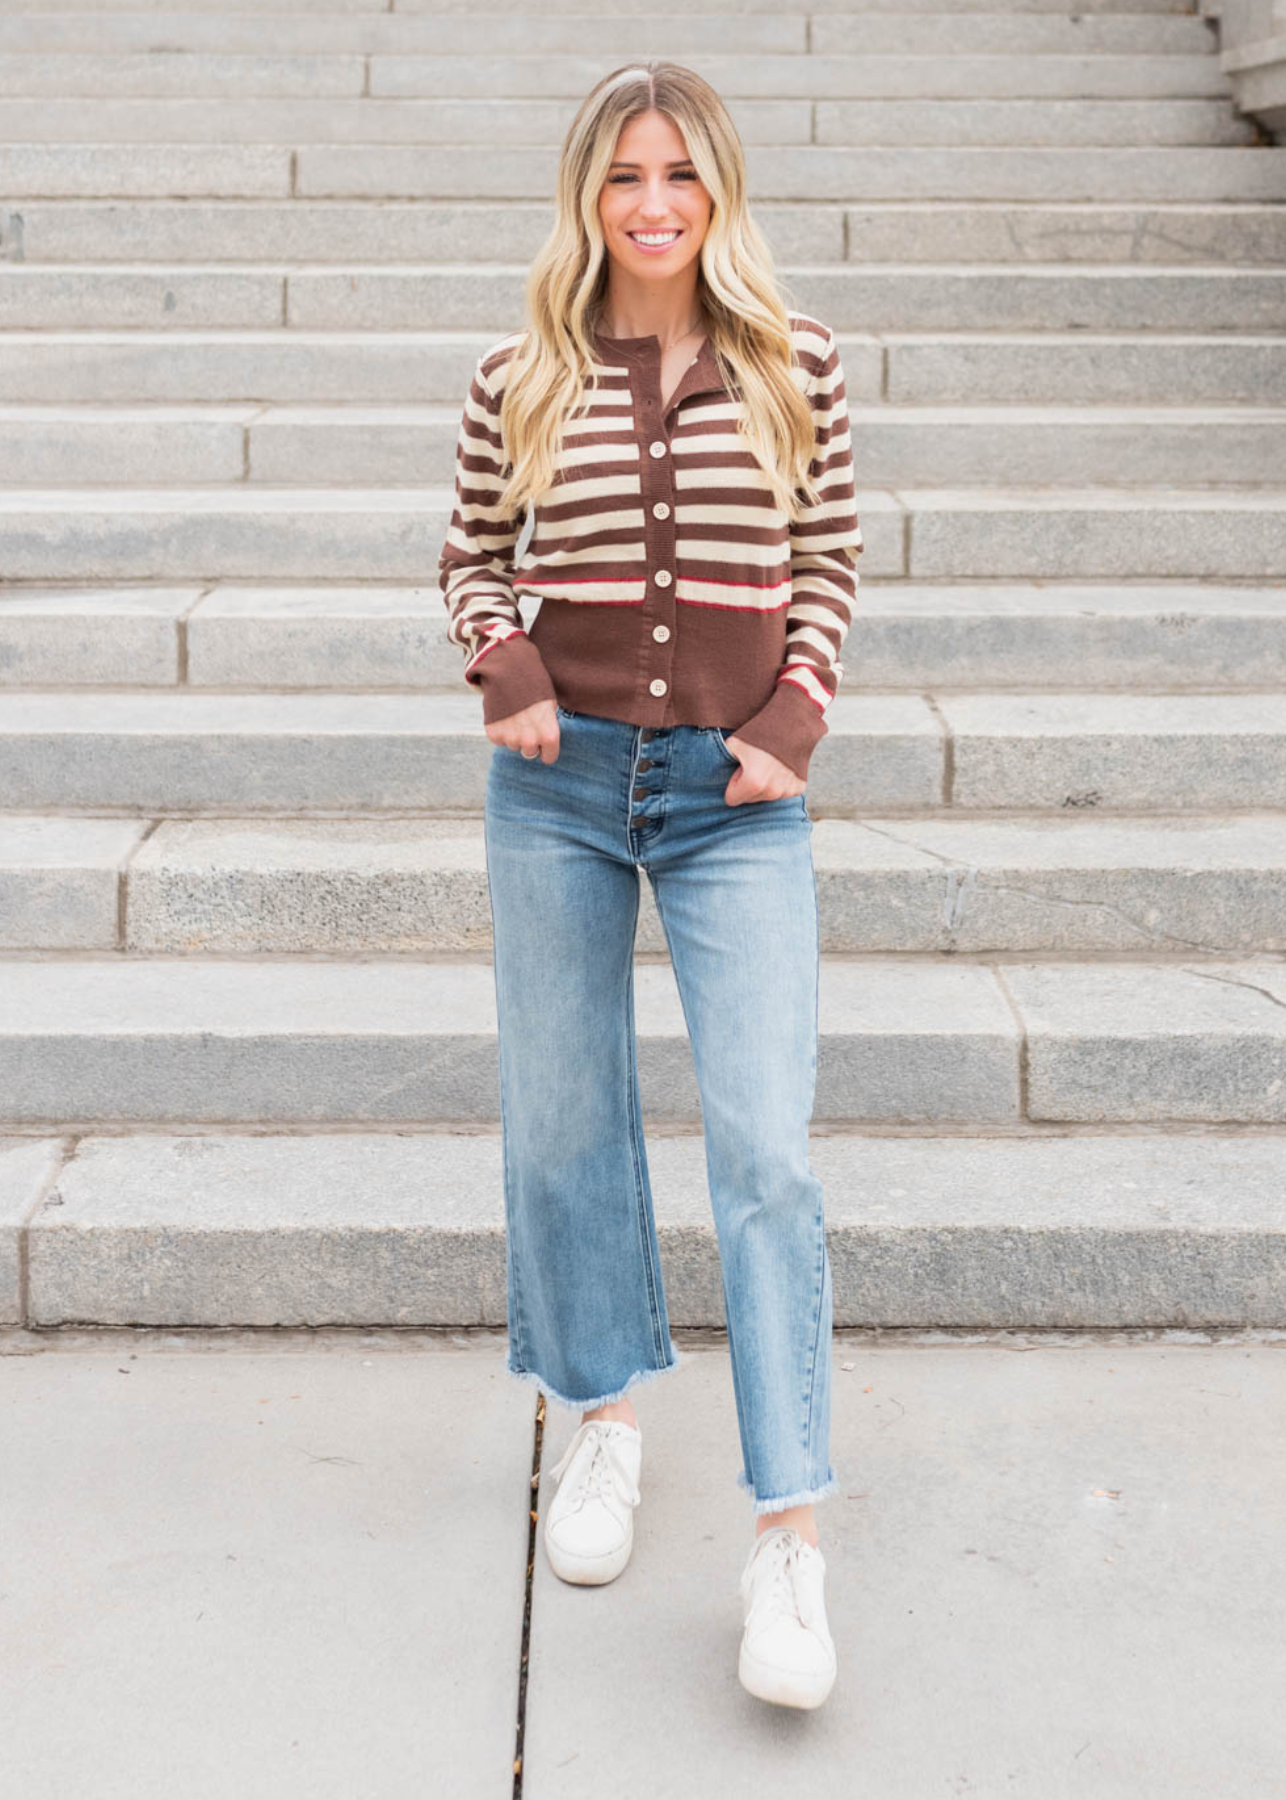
[730,327,863,782]
[438,351,557,724]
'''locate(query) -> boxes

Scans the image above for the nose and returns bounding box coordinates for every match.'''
[636,179,677,215]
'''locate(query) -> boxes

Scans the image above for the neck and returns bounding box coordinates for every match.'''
[596,285,707,347]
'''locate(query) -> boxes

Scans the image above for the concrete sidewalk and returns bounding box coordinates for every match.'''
[1,1325,1283,1799]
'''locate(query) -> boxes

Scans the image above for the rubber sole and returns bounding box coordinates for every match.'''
[543,1510,635,1585]
[738,1637,837,1710]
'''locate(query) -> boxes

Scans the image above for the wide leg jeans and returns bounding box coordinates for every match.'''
[483,705,839,1515]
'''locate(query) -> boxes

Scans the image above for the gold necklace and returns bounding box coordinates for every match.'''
[662,320,706,353]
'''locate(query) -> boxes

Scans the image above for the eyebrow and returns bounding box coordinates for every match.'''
[609,158,695,168]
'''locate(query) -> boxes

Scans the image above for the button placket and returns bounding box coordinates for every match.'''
[590,332,727,738]
[631,724,668,833]
[638,340,678,720]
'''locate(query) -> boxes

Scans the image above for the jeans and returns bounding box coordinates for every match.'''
[483,706,839,1516]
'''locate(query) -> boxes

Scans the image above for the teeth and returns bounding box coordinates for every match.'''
[631,231,679,244]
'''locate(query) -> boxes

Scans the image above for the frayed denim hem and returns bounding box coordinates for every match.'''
[738,1470,842,1515]
[507,1343,684,1412]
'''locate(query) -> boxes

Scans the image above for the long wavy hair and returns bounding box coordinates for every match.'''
[493,61,825,521]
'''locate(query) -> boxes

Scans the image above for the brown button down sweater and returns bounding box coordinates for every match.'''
[438,311,863,781]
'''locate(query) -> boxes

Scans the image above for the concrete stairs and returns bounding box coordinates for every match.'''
[2,0,1285,1332]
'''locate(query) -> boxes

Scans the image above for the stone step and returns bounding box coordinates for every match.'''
[295,143,1286,204]
[3,401,1284,488]
[900,489,1286,579]
[814,99,1253,148]
[0,95,1255,147]
[4,142,1281,202]
[0,405,257,486]
[815,12,1217,52]
[0,0,1203,16]
[5,810,1286,955]
[0,6,1212,57]
[0,330,1279,407]
[0,12,1224,61]
[0,143,292,197]
[0,97,793,147]
[3,262,1281,332]
[4,582,1286,693]
[3,1128,1282,1331]
[2,954,1285,1128]
[2,690,1286,814]
[0,486,894,581]
[7,198,1286,268]
[879,333,1286,405]
[3,487,1283,582]
[0,51,1235,102]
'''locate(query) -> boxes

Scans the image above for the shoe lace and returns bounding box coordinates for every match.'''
[548,1422,641,1512]
[740,1529,821,1633]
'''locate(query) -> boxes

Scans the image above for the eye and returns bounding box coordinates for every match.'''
[607,170,698,184]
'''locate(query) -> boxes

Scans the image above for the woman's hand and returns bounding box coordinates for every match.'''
[721,735,807,806]
[486,698,561,762]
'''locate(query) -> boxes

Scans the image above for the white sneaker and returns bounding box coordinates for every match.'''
[737,1525,838,1709]
[543,1419,643,1585]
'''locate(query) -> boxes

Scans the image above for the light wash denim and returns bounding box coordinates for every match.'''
[483,705,840,1516]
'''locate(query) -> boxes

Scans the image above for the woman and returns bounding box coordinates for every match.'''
[439,60,863,1711]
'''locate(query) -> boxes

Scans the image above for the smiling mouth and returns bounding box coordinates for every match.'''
[628,230,682,246]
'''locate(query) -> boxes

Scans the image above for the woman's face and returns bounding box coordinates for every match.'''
[597,108,713,287]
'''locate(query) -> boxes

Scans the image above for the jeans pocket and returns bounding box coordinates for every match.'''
[711,726,741,766]
[555,704,578,720]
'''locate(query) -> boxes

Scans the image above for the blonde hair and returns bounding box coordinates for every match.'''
[493,61,825,521]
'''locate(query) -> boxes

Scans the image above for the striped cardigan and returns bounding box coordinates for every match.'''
[438,311,863,780]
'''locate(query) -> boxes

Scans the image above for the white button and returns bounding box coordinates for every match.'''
[648,440,667,458]
[652,624,670,642]
[652,501,670,520]
[649,678,667,697]
[654,569,672,587]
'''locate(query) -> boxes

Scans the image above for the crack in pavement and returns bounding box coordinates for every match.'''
[1180,966,1286,1017]
[853,821,1242,953]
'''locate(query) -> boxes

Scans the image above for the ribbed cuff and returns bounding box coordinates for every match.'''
[729,679,828,783]
[467,632,558,724]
